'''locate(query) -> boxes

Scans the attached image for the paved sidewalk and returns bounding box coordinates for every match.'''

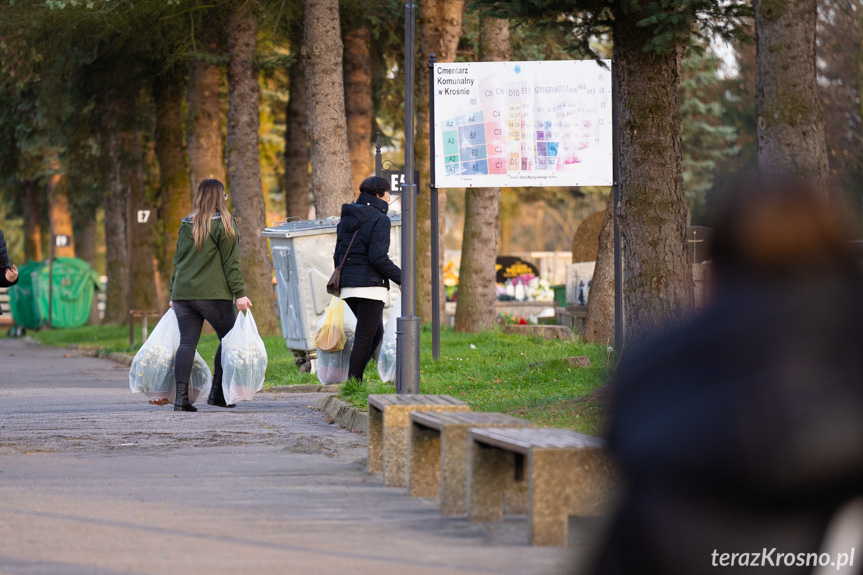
[0,338,594,574]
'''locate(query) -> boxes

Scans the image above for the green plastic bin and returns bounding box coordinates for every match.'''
[552,284,566,307]
[32,258,102,328]
[8,261,46,329]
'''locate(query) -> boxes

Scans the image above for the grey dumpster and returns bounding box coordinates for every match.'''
[262,215,402,359]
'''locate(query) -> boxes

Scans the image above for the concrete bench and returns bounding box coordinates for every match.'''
[468,427,615,547]
[367,394,470,487]
[409,411,535,516]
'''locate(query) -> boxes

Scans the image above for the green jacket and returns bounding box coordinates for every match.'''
[169,214,245,301]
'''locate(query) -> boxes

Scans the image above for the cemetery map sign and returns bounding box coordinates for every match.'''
[432,60,613,188]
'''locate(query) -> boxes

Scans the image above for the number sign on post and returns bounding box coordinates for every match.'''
[432,60,613,189]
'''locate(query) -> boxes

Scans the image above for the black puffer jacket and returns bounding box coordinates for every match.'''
[333,192,402,289]
[0,229,17,316]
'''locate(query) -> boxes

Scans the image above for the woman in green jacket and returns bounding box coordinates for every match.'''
[169,179,251,412]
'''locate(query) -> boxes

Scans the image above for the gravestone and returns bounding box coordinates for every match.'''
[571,210,606,263]
[687,226,713,264]
[565,262,596,304]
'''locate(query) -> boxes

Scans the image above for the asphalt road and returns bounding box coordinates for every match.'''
[0,338,592,575]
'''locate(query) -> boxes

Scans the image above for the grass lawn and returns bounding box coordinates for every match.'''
[23,322,612,434]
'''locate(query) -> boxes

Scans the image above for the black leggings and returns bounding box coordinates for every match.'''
[173,300,236,384]
[344,297,384,381]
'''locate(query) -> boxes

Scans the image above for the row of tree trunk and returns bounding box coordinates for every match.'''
[16,0,829,348]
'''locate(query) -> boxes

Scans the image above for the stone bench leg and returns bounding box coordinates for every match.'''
[367,404,384,474]
[445,429,528,517]
[529,449,614,546]
[440,427,470,515]
[409,424,440,498]
[529,450,570,546]
[468,442,517,523]
[504,461,528,516]
[384,421,410,487]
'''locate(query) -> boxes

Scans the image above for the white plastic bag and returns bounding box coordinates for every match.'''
[377,297,399,383]
[221,310,268,404]
[316,303,357,385]
[129,309,211,404]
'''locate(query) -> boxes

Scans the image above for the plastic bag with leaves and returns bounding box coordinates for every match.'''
[129,309,211,404]
[221,310,268,404]
[377,296,399,383]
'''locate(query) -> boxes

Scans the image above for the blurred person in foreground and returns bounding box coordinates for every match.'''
[589,182,863,574]
[0,228,19,296]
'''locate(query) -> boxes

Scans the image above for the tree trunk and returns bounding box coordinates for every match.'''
[615,17,693,346]
[124,131,158,313]
[101,116,129,324]
[856,0,863,145]
[454,16,508,333]
[285,49,311,219]
[21,180,42,262]
[343,23,374,193]
[754,0,830,198]
[45,151,75,259]
[417,0,464,323]
[187,31,226,195]
[74,216,101,325]
[304,0,354,217]
[584,194,616,344]
[74,218,96,267]
[226,0,279,335]
[102,91,158,322]
[154,70,191,288]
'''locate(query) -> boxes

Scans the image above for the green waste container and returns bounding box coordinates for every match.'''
[8,261,46,329]
[552,284,566,307]
[32,258,102,328]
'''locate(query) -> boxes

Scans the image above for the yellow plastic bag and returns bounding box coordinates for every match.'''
[314,297,347,352]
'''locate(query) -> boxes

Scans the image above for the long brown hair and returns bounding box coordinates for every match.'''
[192,179,236,250]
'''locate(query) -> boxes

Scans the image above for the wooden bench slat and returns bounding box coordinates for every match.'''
[411,411,529,428]
[370,394,469,410]
[469,427,605,452]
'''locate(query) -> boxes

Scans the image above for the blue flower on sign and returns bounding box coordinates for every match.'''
[514,65,521,74]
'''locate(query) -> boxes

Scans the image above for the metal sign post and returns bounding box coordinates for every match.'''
[127,186,134,347]
[612,60,623,353]
[375,133,383,177]
[428,55,440,362]
[48,223,54,329]
[396,0,421,394]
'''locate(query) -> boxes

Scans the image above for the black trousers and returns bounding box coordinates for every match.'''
[344,297,384,381]
[173,300,236,384]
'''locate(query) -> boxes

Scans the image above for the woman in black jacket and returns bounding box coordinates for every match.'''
[333,177,402,381]
[0,229,19,317]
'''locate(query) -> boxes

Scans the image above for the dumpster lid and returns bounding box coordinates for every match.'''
[262,217,339,239]
[262,213,402,239]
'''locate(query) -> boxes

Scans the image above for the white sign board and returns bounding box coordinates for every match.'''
[432,60,613,188]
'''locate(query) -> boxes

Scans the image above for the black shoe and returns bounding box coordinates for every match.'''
[174,381,198,412]
[207,375,235,408]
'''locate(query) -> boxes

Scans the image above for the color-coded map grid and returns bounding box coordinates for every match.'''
[433,61,613,188]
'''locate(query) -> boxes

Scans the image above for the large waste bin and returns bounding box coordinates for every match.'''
[11,257,102,329]
[262,215,402,356]
[8,261,46,329]
[33,258,102,328]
